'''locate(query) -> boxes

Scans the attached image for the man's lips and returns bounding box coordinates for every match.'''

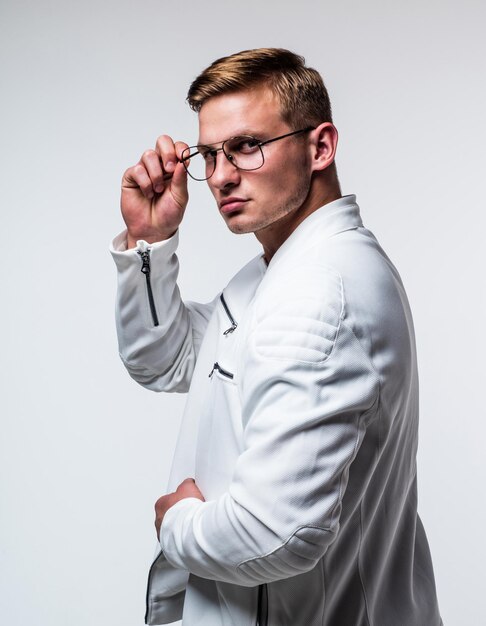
[219,197,249,214]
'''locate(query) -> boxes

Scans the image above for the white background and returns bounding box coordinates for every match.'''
[1,1,485,624]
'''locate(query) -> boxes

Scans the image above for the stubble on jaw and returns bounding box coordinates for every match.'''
[224,174,312,237]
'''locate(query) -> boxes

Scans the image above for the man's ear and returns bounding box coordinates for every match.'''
[309,122,339,172]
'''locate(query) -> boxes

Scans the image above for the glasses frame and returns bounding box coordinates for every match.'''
[180,126,315,181]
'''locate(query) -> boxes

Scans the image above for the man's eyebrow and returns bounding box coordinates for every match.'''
[197,129,267,146]
[231,128,266,137]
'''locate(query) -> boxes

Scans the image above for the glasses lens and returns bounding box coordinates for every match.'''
[223,136,263,171]
[181,146,216,181]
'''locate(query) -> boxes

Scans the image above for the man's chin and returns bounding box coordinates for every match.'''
[223,214,255,235]
[226,224,254,235]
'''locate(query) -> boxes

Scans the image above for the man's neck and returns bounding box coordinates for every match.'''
[256,184,342,264]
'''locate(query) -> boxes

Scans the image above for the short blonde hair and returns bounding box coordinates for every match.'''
[187,48,333,129]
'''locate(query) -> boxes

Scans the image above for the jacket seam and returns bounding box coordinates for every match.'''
[326,412,364,525]
[325,390,380,529]
[343,321,381,383]
[320,556,326,626]
[357,391,382,626]
[358,498,372,626]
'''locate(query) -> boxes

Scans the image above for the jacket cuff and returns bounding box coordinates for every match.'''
[109,229,179,272]
[159,498,205,569]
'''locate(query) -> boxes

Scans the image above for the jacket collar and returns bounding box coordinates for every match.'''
[223,195,363,316]
[263,194,363,272]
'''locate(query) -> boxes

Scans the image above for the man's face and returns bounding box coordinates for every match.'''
[197,86,312,235]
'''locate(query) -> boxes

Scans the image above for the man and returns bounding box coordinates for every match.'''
[111,48,442,626]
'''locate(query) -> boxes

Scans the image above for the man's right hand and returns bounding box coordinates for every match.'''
[121,135,190,249]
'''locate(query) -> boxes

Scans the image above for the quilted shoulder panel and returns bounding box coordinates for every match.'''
[253,264,344,364]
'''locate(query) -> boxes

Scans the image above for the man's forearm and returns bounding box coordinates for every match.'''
[111,231,197,392]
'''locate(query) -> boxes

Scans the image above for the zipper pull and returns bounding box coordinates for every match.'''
[220,294,238,335]
[208,362,234,380]
[138,249,151,275]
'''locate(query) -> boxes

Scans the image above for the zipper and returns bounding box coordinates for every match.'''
[220,293,237,335]
[137,249,159,327]
[208,362,234,379]
[256,583,268,626]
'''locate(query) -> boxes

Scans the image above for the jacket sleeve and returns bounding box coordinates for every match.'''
[159,264,380,585]
[110,230,218,392]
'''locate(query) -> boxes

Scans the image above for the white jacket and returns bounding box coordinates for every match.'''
[111,195,442,626]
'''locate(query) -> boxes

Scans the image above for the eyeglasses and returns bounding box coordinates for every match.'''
[180,126,315,181]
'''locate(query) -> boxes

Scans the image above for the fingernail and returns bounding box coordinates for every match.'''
[166,161,174,171]
[155,184,164,193]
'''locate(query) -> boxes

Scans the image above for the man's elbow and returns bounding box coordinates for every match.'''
[120,354,193,393]
[234,525,336,586]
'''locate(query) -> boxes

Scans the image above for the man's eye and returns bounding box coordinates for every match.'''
[235,138,260,153]
[200,148,217,161]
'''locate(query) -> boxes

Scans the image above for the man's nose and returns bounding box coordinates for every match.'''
[210,151,241,189]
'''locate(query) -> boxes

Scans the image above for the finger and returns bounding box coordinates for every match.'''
[174,141,190,161]
[175,478,196,496]
[123,163,155,199]
[155,518,161,541]
[141,150,168,194]
[155,134,178,176]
